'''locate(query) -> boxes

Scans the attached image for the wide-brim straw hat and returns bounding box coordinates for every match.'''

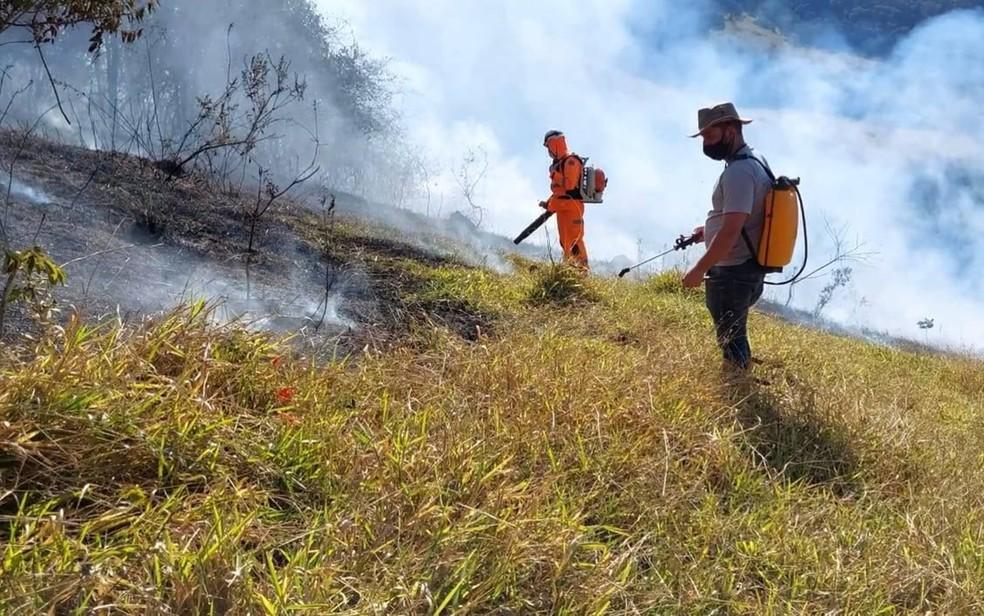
[689,102,752,137]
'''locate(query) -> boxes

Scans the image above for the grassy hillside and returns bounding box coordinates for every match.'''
[3,233,984,613]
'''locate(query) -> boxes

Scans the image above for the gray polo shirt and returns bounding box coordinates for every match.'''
[704,145,773,267]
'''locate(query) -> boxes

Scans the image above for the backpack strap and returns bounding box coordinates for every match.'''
[730,151,779,270]
[731,151,776,182]
[555,153,585,200]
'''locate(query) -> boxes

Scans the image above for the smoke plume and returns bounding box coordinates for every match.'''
[317,0,984,351]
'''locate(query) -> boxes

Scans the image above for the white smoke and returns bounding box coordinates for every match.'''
[2,172,53,205]
[58,244,357,334]
[315,0,984,351]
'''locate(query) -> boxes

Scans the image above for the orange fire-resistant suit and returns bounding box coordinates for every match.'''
[543,132,589,268]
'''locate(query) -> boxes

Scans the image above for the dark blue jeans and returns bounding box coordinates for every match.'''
[705,259,766,369]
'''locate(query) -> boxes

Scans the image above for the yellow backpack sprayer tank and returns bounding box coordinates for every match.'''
[734,154,808,284]
[757,176,801,271]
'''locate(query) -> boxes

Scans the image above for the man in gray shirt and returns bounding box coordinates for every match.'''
[683,102,773,370]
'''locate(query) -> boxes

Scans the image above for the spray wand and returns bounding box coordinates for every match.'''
[617,233,700,278]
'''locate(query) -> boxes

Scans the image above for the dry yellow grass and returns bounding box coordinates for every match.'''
[2,258,984,614]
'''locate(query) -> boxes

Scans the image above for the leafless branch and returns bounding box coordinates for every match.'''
[785,217,877,307]
[0,70,32,131]
[35,42,71,126]
[454,146,488,227]
[59,242,149,269]
[314,193,338,332]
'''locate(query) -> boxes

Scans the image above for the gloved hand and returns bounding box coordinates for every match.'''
[538,200,548,210]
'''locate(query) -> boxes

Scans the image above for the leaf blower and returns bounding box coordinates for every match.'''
[513,210,553,245]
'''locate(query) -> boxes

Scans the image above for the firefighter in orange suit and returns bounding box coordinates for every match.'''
[539,130,589,269]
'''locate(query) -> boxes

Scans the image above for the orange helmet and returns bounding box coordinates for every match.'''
[543,130,564,146]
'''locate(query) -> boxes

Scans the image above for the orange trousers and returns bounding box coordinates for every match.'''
[548,197,588,268]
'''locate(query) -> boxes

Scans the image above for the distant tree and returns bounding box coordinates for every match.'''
[917,317,935,344]
[813,266,852,318]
